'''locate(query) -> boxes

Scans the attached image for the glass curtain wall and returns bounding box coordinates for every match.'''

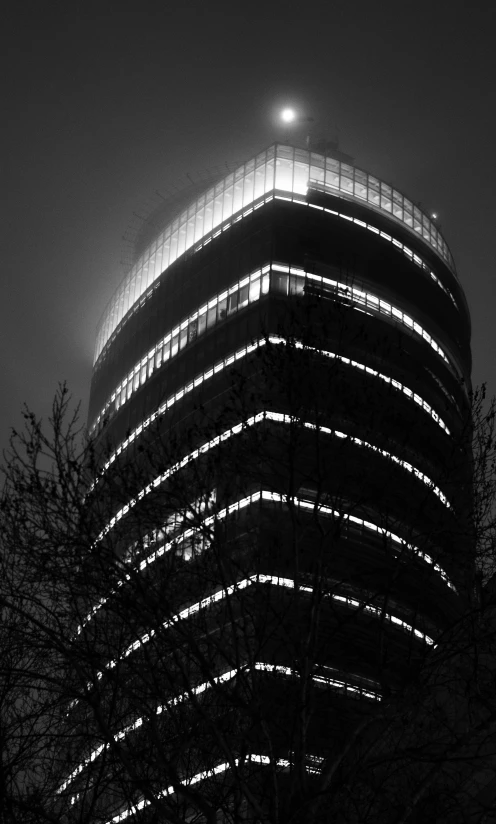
[95,145,456,364]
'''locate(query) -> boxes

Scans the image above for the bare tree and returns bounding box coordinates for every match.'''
[1,340,496,824]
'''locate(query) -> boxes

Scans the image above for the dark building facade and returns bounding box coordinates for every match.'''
[64,144,473,822]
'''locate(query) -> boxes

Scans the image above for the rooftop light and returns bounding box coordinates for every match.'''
[281,108,296,123]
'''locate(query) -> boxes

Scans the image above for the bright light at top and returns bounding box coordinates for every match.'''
[281,108,296,123]
[431,212,438,220]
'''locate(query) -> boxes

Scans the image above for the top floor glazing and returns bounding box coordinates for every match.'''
[94,144,456,366]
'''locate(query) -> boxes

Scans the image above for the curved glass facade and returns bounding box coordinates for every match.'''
[94,144,456,364]
[90,264,461,435]
[76,138,474,824]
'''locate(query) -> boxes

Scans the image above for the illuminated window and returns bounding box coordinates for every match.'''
[91,257,458,438]
[94,147,457,364]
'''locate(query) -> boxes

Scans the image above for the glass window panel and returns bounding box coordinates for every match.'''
[238,284,249,308]
[340,173,353,193]
[155,349,163,369]
[228,292,239,314]
[340,164,354,194]
[140,365,146,385]
[325,165,339,189]
[380,183,392,211]
[264,158,275,193]
[169,231,178,265]
[354,181,367,200]
[194,205,204,243]
[207,305,217,328]
[326,156,340,173]
[133,373,139,392]
[254,162,266,199]
[293,161,308,195]
[179,327,188,350]
[367,176,380,205]
[188,318,198,343]
[223,184,234,221]
[310,152,325,170]
[275,157,294,191]
[289,275,304,295]
[198,312,207,336]
[249,277,261,302]
[171,334,179,358]
[122,287,130,321]
[295,148,309,164]
[157,248,167,281]
[177,222,187,256]
[309,161,325,186]
[233,176,244,213]
[217,297,227,321]
[149,255,158,289]
[129,269,140,308]
[413,207,422,233]
[161,235,171,270]
[162,340,170,362]
[203,197,213,235]
[126,381,133,401]
[262,273,270,294]
[144,258,154,293]
[213,190,223,228]
[272,273,289,294]
[114,292,122,329]
[186,215,195,248]
[243,168,254,207]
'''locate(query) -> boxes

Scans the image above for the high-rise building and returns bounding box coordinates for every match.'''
[68,143,473,822]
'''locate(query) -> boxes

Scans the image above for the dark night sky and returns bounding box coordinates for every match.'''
[2,0,495,459]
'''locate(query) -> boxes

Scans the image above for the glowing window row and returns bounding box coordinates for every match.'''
[82,482,452,642]
[91,263,456,434]
[122,491,215,566]
[96,411,451,546]
[94,197,273,369]
[105,752,327,823]
[59,662,379,796]
[94,195,458,372]
[100,566,433,686]
[306,201,458,309]
[184,196,458,313]
[90,335,451,493]
[272,263,455,371]
[91,266,271,433]
[94,144,456,363]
